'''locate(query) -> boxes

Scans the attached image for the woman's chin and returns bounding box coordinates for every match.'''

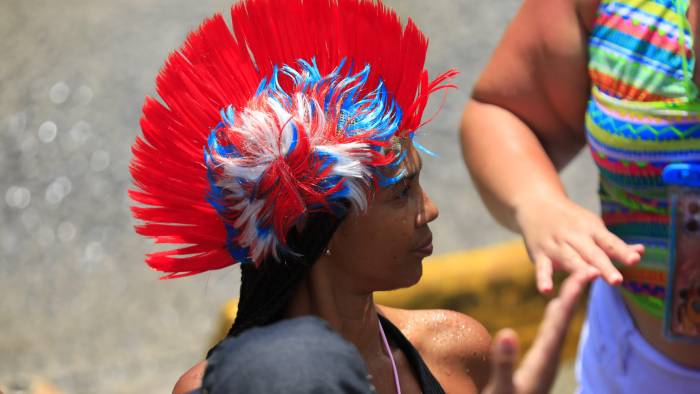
[378,262,423,292]
[408,260,424,285]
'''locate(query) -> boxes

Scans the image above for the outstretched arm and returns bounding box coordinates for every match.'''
[484,270,593,394]
[461,0,642,293]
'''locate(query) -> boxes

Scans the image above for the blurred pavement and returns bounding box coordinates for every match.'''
[0,0,596,392]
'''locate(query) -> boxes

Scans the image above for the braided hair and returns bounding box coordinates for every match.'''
[205,209,346,358]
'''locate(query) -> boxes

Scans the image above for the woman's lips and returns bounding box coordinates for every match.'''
[413,235,433,256]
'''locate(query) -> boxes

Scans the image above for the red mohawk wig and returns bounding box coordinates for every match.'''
[130,0,457,278]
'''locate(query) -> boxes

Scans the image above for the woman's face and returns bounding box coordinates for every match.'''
[326,143,439,293]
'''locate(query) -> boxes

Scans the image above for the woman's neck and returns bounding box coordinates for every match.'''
[283,255,384,358]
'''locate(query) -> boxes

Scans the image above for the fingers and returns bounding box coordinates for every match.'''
[514,271,591,393]
[484,329,520,394]
[593,231,643,266]
[543,271,590,326]
[533,253,554,294]
[549,243,597,275]
[534,244,597,295]
[522,201,646,292]
[527,276,580,359]
[631,243,645,254]
[566,235,623,285]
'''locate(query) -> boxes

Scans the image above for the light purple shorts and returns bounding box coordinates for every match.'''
[575,279,700,394]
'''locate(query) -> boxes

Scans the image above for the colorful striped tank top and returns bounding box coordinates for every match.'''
[586,0,700,318]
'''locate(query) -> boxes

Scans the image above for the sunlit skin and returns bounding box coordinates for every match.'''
[172,141,593,394]
[174,143,492,394]
[283,142,492,394]
[460,0,700,370]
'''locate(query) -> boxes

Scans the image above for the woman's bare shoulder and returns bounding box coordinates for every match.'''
[172,360,207,394]
[378,306,491,387]
[380,306,490,352]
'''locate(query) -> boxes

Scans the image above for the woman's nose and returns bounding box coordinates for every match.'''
[417,190,439,226]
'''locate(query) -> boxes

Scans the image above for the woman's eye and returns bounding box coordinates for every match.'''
[398,183,411,198]
[393,174,419,201]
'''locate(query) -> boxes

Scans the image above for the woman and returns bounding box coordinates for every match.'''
[130,0,591,392]
[461,0,700,392]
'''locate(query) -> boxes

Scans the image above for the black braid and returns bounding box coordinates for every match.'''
[206,209,345,358]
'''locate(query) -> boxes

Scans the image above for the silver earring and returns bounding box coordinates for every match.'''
[324,248,331,256]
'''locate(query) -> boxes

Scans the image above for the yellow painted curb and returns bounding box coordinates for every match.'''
[214,240,587,361]
[0,378,65,394]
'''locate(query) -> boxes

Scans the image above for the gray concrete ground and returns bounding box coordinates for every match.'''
[0,0,597,392]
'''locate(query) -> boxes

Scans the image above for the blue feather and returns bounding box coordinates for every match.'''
[378,169,407,187]
[205,57,437,265]
[385,147,408,169]
[413,139,438,157]
[286,123,299,157]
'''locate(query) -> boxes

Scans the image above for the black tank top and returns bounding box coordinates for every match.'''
[378,315,446,394]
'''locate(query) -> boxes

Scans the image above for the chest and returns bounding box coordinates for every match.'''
[366,351,423,394]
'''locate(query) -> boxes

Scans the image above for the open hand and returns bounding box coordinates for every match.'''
[483,270,594,394]
[515,196,643,294]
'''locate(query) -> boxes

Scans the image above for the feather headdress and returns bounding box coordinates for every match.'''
[130,0,457,278]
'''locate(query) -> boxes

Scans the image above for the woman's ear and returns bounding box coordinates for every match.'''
[324,225,342,256]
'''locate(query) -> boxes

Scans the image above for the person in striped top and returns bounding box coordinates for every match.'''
[462,0,700,392]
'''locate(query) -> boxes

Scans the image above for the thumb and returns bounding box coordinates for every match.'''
[484,328,519,394]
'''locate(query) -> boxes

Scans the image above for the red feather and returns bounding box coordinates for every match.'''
[130,0,456,278]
